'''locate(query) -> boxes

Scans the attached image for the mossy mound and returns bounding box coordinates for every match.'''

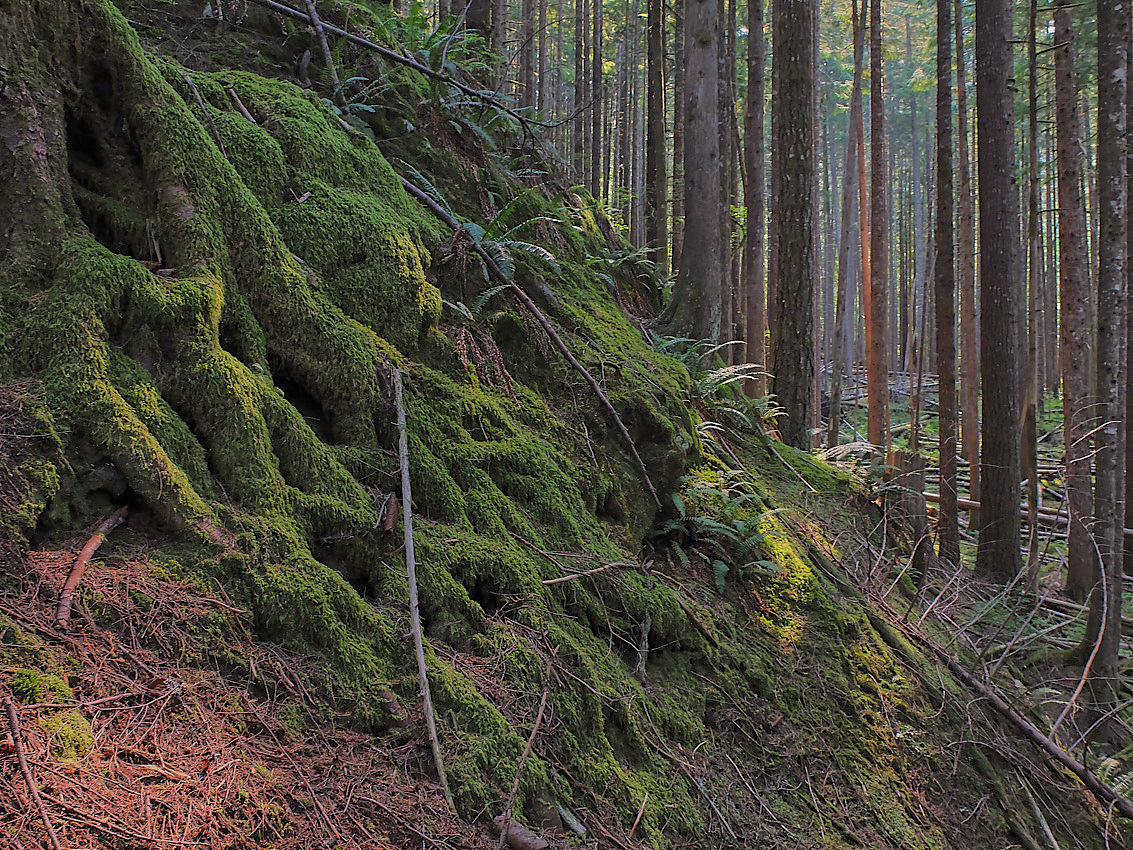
[0,1,1124,847]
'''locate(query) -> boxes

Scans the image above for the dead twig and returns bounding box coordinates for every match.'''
[4,696,64,850]
[181,75,226,157]
[395,369,455,812]
[540,564,612,585]
[496,656,553,850]
[398,176,661,510]
[302,0,341,97]
[56,505,128,625]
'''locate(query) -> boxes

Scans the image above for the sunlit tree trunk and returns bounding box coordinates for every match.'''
[974,0,1021,581]
[935,0,959,565]
[1055,0,1095,601]
[770,0,816,449]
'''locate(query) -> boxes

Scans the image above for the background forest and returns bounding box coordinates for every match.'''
[2,0,1133,846]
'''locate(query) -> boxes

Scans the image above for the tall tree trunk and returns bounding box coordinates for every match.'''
[573,0,586,178]
[590,0,602,197]
[743,0,766,395]
[825,0,863,449]
[672,0,686,270]
[666,0,723,343]
[975,0,1022,581]
[537,0,547,110]
[520,0,536,108]
[770,0,817,449]
[954,0,979,514]
[1080,0,1128,719]
[1022,0,1041,589]
[1126,38,1133,580]
[1055,0,1095,601]
[645,0,668,275]
[867,0,889,451]
[855,0,870,438]
[934,0,959,565]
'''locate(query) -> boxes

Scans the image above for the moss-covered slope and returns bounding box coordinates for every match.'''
[0,1,1123,847]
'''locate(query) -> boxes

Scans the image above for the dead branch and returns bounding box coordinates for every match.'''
[540,564,612,585]
[398,176,661,510]
[301,0,341,96]
[395,369,455,812]
[181,75,226,156]
[245,0,544,130]
[56,505,128,625]
[4,696,63,850]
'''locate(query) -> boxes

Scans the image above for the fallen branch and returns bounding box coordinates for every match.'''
[56,504,129,625]
[395,369,455,812]
[398,176,661,510]
[245,0,543,131]
[4,697,63,850]
[540,564,612,585]
[181,74,226,156]
[302,0,341,95]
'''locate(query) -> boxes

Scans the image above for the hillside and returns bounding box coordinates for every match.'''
[0,1,1127,847]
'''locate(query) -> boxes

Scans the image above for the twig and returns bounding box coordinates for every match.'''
[56,505,129,625]
[181,74,227,156]
[540,564,612,585]
[627,791,648,840]
[766,438,817,492]
[302,0,342,96]
[398,176,661,509]
[227,88,256,123]
[4,697,63,850]
[496,657,553,850]
[395,369,455,812]
[1019,774,1062,850]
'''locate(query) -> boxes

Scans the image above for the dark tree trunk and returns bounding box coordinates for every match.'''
[1080,0,1128,718]
[666,0,723,343]
[1054,0,1095,601]
[974,0,1022,581]
[770,0,816,449]
[934,0,959,565]
[646,0,668,274]
[672,0,686,270]
[954,0,979,514]
[742,0,766,395]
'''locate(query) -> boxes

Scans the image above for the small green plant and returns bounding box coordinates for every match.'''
[648,470,782,593]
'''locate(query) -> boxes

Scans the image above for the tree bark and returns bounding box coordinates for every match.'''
[1080,0,1128,719]
[867,0,889,451]
[1054,0,1095,601]
[974,0,1022,581]
[672,0,686,270]
[954,0,979,515]
[667,0,723,344]
[934,0,959,565]
[742,0,766,395]
[645,0,669,275]
[770,0,817,449]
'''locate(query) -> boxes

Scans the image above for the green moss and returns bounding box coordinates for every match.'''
[43,710,94,759]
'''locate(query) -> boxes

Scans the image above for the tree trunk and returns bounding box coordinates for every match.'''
[825,0,863,450]
[1054,0,1095,601]
[867,0,889,451]
[743,0,766,395]
[934,0,959,565]
[645,0,668,275]
[590,0,602,197]
[1080,0,1127,720]
[954,0,979,515]
[672,0,686,270]
[974,0,1022,582]
[666,0,723,343]
[770,0,817,449]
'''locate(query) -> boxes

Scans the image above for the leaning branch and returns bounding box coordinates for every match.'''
[398,177,661,510]
[245,0,544,130]
[4,696,64,850]
[56,505,129,625]
[395,370,455,812]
